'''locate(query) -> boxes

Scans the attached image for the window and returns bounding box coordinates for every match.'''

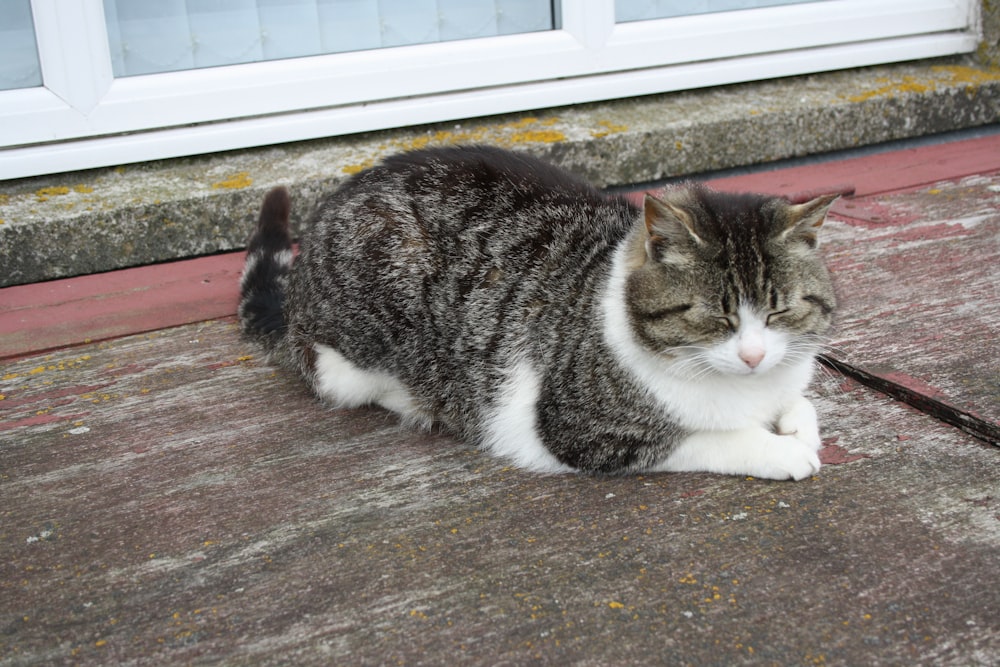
[103,0,555,76]
[0,0,978,180]
[616,0,817,22]
[0,0,41,91]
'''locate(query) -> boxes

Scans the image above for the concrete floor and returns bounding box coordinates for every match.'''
[1,138,998,666]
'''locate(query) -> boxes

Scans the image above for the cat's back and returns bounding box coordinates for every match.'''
[301,145,637,304]
[322,145,627,234]
[378,144,604,203]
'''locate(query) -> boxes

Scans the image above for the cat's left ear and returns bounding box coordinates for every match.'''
[644,194,702,242]
[780,194,839,248]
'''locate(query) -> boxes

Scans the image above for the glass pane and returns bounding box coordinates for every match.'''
[0,0,42,91]
[617,0,822,23]
[104,0,556,77]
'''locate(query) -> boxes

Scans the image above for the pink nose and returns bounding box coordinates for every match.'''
[739,348,765,369]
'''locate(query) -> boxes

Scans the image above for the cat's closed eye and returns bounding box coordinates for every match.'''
[765,309,791,326]
[715,314,738,332]
[802,294,834,315]
[637,303,692,321]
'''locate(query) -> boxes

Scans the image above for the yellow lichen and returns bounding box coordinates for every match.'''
[591,119,629,138]
[501,116,540,129]
[843,64,1000,103]
[338,116,568,174]
[212,172,253,190]
[35,186,70,202]
[417,116,564,148]
[844,75,934,102]
[342,160,374,175]
[73,184,94,194]
[931,64,1000,85]
[509,129,566,144]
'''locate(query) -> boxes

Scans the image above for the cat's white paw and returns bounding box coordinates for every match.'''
[775,396,822,452]
[750,433,822,481]
[657,427,821,481]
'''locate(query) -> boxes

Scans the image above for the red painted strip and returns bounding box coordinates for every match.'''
[703,134,1000,198]
[1,253,244,359]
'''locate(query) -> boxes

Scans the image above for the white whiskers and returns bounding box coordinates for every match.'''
[660,345,716,381]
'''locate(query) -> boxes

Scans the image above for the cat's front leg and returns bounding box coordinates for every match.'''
[656,426,821,480]
[774,395,822,452]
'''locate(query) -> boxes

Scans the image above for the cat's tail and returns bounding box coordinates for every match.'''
[239,186,293,354]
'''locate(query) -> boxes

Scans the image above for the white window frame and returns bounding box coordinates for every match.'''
[0,0,979,180]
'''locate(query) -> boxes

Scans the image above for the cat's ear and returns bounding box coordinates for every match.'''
[780,194,838,248]
[643,193,703,262]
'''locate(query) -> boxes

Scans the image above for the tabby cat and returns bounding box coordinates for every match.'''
[239,145,837,479]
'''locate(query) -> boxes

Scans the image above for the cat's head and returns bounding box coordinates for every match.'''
[624,184,837,377]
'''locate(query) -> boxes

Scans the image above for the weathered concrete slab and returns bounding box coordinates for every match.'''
[820,172,1000,443]
[1,318,997,666]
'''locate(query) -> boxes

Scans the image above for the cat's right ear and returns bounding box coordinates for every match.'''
[642,194,703,263]
[780,193,838,249]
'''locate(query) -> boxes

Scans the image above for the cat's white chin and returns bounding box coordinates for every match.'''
[662,361,815,432]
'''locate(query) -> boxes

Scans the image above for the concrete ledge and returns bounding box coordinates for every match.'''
[2,56,1000,287]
